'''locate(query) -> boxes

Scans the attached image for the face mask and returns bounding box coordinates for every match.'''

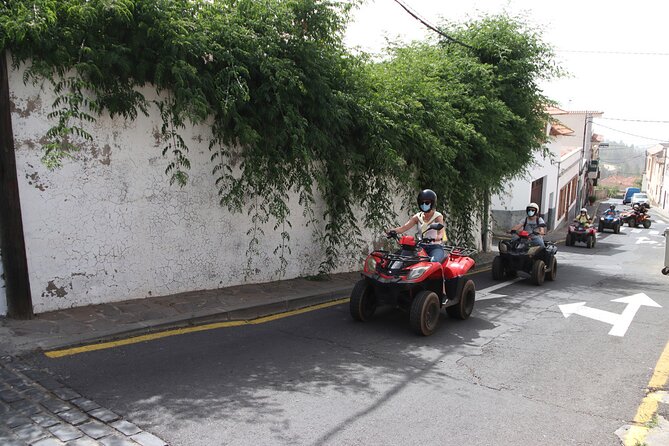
[527,210,536,217]
[420,202,432,212]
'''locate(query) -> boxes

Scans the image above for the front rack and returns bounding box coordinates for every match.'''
[443,245,477,257]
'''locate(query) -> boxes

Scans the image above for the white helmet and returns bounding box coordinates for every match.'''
[526,202,539,212]
[580,207,587,213]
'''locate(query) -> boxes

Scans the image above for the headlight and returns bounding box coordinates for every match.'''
[407,266,430,280]
[600,217,604,221]
[365,256,378,272]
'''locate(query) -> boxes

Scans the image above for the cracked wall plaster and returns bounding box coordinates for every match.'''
[7,61,393,314]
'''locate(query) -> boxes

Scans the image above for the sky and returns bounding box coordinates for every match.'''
[344,0,669,148]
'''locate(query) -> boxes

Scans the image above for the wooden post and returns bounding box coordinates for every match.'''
[0,50,34,319]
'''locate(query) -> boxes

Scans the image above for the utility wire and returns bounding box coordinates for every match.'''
[598,117,669,124]
[557,49,669,56]
[592,122,669,142]
[392,0,474,50]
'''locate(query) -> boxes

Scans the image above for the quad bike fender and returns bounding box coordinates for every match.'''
[443,256,475,279]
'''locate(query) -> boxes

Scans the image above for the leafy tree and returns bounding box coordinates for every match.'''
[1,1,560,272]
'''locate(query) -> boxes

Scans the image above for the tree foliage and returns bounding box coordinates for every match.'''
[1,1,560,272]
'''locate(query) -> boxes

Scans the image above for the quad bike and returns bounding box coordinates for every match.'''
[351,223,476,336]
[598,212,621,234]
[621,207,652,228]
[566,223,597,248]
[493,230,557,286]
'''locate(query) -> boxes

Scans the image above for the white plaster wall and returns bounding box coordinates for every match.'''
[8,62,387,313]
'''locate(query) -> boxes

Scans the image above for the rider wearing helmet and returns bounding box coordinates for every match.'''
[510,202,546,247]
[603,204,616,216]
[387,189,447,262]
[574,207,592,226]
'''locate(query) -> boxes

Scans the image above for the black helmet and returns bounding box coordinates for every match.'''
[417,189,437,211]
[609,204,616,210]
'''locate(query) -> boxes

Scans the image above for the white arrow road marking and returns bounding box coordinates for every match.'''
[632,228,643,233]
[559,293,662,337]
[477,278,522,301]
[635,237,658,245]
[609,294,662,336]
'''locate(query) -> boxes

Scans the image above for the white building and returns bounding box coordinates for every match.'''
[491,108,603,233]
[643,143,669,212]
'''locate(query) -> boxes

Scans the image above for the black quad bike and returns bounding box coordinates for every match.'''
[350,223,477,336]
[492,230,557,286]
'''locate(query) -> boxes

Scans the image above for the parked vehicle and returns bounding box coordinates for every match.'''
[631,192,650,207]
[351,223,476,336]
[566,222,597,248]
[598,211,621,234]
[621,205,652,228]
[623,187,641,205]
[493,230,557,286]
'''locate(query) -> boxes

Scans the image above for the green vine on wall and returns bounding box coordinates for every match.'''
[1,0,561,274]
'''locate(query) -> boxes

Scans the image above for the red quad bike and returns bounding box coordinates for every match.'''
[566,223,597,248]
[621,206,652,229]
[350,223,476,336]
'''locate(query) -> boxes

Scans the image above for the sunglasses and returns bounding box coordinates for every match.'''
[420,201,432,206]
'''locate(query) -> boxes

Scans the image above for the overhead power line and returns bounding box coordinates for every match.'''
[557,49,669,56]
[392,0,474,50]
[598,117,669,124]
[592,122,669,142]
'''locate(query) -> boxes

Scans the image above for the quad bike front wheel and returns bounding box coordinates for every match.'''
[410,290,441,336]
[532,260,546,286]
[546,257,557,281]
[586,235,594,249]
[350,279,377,322]
[614,223,620,234]
[446,279,475,320]
[643,220,651,229]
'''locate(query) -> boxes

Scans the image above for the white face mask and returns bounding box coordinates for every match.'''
[527,210,536,217]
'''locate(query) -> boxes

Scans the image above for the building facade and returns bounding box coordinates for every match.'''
[491,108,603,233]
[643,143,669,212]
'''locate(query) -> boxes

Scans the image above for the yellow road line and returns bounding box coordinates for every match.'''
[44,298,350,358]
[624,339,669,445]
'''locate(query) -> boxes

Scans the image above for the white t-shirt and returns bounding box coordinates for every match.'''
[413,211,445,243]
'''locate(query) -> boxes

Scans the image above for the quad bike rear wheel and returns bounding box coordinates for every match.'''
[350,279,377,322]
[614,223,620,234]
[410,290,441,336]
[546,257,557,281]
[492,256,504,280]
[532,260,546,286]
[446,279,475,320]
[598,223,603,232]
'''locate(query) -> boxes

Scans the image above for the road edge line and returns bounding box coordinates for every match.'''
[44,297,350,358]
[624,339,669,445]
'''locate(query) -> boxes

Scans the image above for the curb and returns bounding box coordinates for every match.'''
[31,259,500,354]
[34,288,355,354]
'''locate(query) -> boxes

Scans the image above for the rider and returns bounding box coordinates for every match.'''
[510,202,546,247]
[387,189,446,262]
[603,204,616,216]
[574,207,592,226]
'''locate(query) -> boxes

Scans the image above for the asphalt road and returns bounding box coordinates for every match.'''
[29,200,669,446]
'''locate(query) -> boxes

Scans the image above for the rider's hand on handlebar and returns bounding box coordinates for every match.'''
[509,229,517,234]
[386,230,397,239]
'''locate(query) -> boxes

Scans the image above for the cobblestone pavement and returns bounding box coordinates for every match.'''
[0,356,167,446]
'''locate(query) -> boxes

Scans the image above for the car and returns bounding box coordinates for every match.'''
[623,187,640,205]
[631,192,650,207]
